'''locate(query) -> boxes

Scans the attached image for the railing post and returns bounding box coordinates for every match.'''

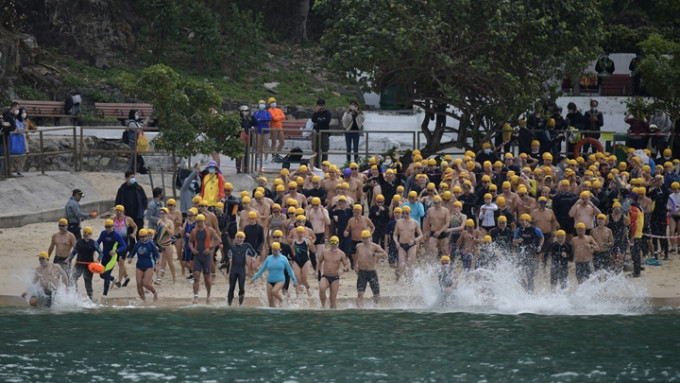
[72,126,78,172]
[39,131,45,175]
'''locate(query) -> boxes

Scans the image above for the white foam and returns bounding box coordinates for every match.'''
[407,244,651,316]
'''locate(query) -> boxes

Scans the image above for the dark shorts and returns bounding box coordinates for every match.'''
[575,262,591,280]
[673,215,680,223]
[314,233,325,245]
[430,231,448,240]
[38,289,53,307]
[322,274,340,285]
[357,270,380,294]
[351,240,361,255]
[399,242,414,252]
[193,253,211,274]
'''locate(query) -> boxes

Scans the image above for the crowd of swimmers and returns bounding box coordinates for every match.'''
[23,138,678,308]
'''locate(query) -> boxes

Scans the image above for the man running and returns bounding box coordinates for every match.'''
[354,230,387,308]
[188,214,222,304]
[22,252,69,307]
[47,218,77,275]
[316,235,350,309]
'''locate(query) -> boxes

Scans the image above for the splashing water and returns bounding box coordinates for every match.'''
[15,270,99,312]
[410,244,651,316]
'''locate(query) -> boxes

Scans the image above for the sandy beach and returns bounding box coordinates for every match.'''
[1,171,679,309]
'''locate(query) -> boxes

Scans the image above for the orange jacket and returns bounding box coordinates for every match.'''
[268,107,286,129]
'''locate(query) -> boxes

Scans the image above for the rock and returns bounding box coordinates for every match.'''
[264,82,280,94]
[332,91,341,97]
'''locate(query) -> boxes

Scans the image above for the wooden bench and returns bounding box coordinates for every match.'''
[94,102,154,121]
[17,100,76,123]
[601,74,632,96]
[281,119,307,139]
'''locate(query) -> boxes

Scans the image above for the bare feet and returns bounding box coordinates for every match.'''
[193,295,198,304]
[153,291,158,302]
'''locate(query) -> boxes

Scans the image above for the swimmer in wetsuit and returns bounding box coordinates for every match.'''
[127,228,161,302]
[251,242,298,307]
[316,235,350,309]
[221,231,256,306]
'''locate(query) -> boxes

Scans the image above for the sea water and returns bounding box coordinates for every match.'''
[3,257,679,382]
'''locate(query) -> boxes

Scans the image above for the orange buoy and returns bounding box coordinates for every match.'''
[573,137,604,156]
[89,263,105,274]
[91,211,98,217]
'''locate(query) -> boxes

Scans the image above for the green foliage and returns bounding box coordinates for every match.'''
[141,0,181,63]
[638,33,680,121]
[317,0,603,154]
[222,4,266,79]
[183,1,223,68]
[117,64,244,161]
[15,85,48,101]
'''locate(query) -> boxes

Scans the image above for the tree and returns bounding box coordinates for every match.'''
[637,33,680,145]
[117,64,243,167]
[141,0,181,64]
[316,0,603,156]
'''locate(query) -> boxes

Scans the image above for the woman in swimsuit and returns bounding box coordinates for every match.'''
[182,208,198,277]
[127,228,160,301]
[267,203,287,239]
[167,198,186,276]
[251,242,298,307]
[156,207,176,284]
[291,225,315,296]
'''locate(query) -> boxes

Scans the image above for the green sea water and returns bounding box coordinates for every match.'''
[1,307,679,382]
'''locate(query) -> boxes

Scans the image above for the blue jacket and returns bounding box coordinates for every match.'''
[128,240,160,270]
[96,230,127,261]
[253,110,272,133]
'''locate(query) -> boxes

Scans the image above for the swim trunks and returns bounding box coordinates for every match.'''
[314,233,325,245]
[322,274,340,285]
[399,242,414,252]
[357,270,380,294]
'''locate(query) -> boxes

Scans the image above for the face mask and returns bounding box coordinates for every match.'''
[318,106,325,111]
[484,148,491,154]
[135,114,139,120]
[242,110,250,116]
[13,109,19,115]
[270,103,277,108]
[21,113,26,119]
[129,177,136,185]
[350,105,357,111]
[591,107,597,112]
[259,104,265,110]
[209,167,216,174]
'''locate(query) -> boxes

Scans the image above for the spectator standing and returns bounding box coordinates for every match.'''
[125,109,146,173]
[267,97,286,159]
[342,100,364,163]
[312,98,332,167]
[1,102,20,178]
[583,100,603,154]
[12,107,28,177]
[625,111,648,150]
[237,105,256,173]
[595,53,615,87]
[65,188,95,240]
[253,99,272,168]
[566,102,585,157]
[115,170,148,231]
[145,187,164,232]
[648,109,672,155]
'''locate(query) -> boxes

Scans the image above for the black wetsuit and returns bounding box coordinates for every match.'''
[223,242,256,305]
[549,242,573,289]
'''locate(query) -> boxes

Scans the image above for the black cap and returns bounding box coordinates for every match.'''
[72,189,84,196]
[316,98,326,105]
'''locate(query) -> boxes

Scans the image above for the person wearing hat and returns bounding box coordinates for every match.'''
[590,214,614,271]
[253,99,272,166]
[127,227,161,302]
[343,204,375,269]
[200,161,225,208]
[530,196,558,269]
[267,97,286,160]
[181,207,198,279]
[315,235,350,309]
[607,201,629,273]
[438,255,456,301]
[648,176,670,260]
[570,222,598,284]
[311,98,332,166]
[394,205,424,279]
[455,219,482,272]
[188,213,222,303]
[48,218,77,274]
[21,252,69,307]
[547,230,572,290]
[330,195,354,259]
[627,192,644,277]
[512,214,544,293]
[476,142,499,167]
[220,231,257,306]
[96,219,128,298]
[111,204,137,288]
[237,105,257,173]
[252,241,298,308]
[342,100,364,162]
[490,215,514,255]
[68,227,103,301]
[569,191,601,233]
[65,189,96,240]
[354,230,387,307]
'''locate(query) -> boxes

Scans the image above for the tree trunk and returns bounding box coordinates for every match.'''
[289,0,309,43]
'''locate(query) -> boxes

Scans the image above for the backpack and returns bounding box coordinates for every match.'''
[287,147,303,162]
[64,94,81,115]
[122,129,130,144]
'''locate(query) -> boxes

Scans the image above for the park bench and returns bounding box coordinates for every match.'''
[94,102,154,121]
[281,119,307,140]
[16,100,77,124]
